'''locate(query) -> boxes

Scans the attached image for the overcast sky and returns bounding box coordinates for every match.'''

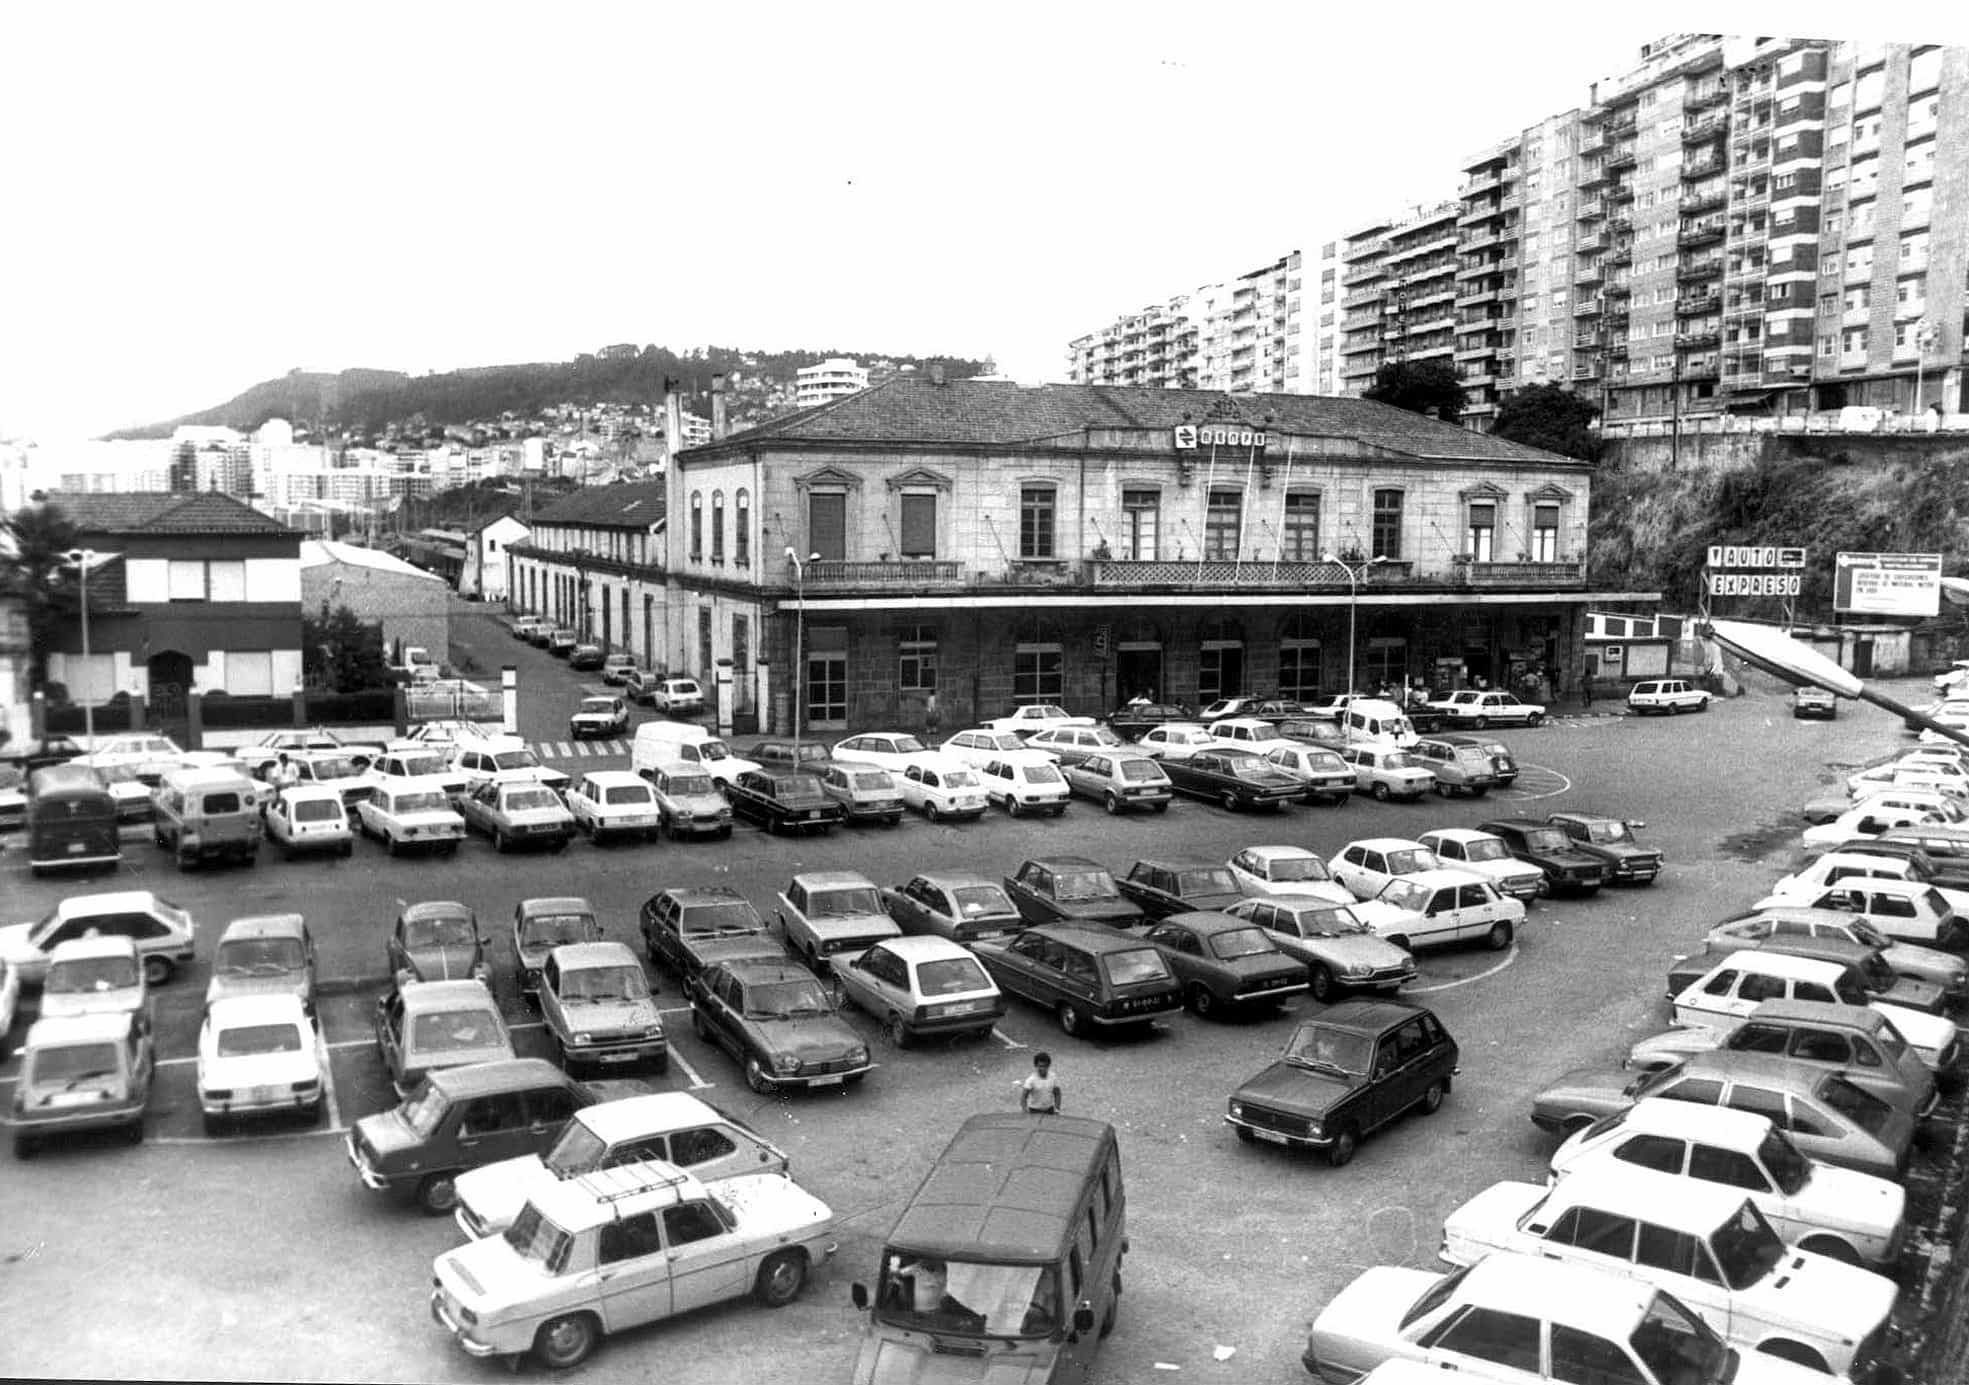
[2,0,1958,441]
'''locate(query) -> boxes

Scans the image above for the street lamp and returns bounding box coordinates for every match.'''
[65,548,99,748]
[786,547,819,755]
[1323,552,1387,730]
[1914,319,1940,419]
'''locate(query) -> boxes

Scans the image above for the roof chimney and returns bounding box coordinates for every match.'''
[662,376,684,456]
[711,373,728,439]
[929,362,946,387]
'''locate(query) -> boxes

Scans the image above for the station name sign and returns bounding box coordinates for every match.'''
[1174,424,1268,450]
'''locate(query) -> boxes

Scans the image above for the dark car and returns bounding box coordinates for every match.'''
[638,886,784,979]
[1224,1000,1459,1167]
[1161,748,1302,812]
[1272,718,1348,749]
[1144,912,1309,1016]
[510,896,603,1000]
[1105,701,1199,741]
[568,643,606,671]
[970,923,1182,1037]
[1003,856,1146,930]
[0,735,86,776]
[686,956,871,1094]
[388,900,490,989]
[1477,818,1608,896]
[724,770,844,835]
[1245,699,1321,722]
[1116,856,1246,921]
[745,740,834,773]
[881,872,1026,943]
[344,1058,618,1214]
[1546,811,1663,884]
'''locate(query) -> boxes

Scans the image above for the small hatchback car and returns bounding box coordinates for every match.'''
[833,935,1006,1046]
[970,923,1182,1038]
[197,993,324,1132]
[12,1011,155,1156]
[205,913,318,1012]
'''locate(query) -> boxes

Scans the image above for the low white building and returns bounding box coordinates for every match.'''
[464,513,529,603]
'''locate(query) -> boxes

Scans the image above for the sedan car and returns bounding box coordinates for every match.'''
[81,732,230,784]
[774,871,901,971]
[1226,845,1353,904]
[1427,689,1546,728]
[1336,745,1434,802]
[233,727,385,778]
[743,740,833,774]
[895,759,988,821]
[834,935,1005,1046]
[829,732,938,774]
[568,696,629,739]
[1794,685,1840,720]
[361,748,468,801]
[725,770,843,835]
[1416,828,1544,902]
[1330,837,1443,901]
[982,704,1097,738]
[1224,897,1416,1002]
[1002,856,1145,929]
[0,890,198,988]
[880,873,1025,944]
[1060,751,1172,814]
[1476,817,1607,895]
[537,941,666,1073]
[1104,701,1198,741]
[196,994,324,1132]
[1546,811,1663,884]
[563,770,663,843]
[1133,722,1218,762]
[205,913,316,1012]
[0,735,85,776]
[687,956,871,1093]
[567,642,606,672]
[388,900,490,989]
[1143,911,1307,1017]
[511,897,602,1000]
[373,979,515,1096]
[1160,749,1302,812]
[1260,743,1356,805]
[642,763,733,840]
[639,886,783,979]
[1022,724,1129,766]
[458,779,574,852]
[1353,872,1523,954]
[939,729,1044,768]
[1116,856,1246,920]
[352,779,463,856]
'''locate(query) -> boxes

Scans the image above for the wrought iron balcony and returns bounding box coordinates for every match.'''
[1085,558,1414,590]
[800,559,966,590]
[1455,560,1587,587]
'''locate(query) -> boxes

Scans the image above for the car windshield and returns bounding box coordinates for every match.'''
[1630,1291,1731,1385]
[505,788,561,812]
[1819,1075,1893,1134]
[1377,879,1430,911]
[217,937,305,974]
[1709,1201,1787,1290]
[502,1203,575,1275]
[1920,886,1951,915]
[521,913,597,947]
[1264,857,1332,883]
[851,773,894,791]
[1584,820,1635,844]
[1461,838,1510,863]
[46,956,139,992]
[1053,870,1119,901]
[542,1121,606,1174]
[1307,752,1346,772]
[950,885,1015,918]
[1103,949,1172,986]
[397,1081,451,1137]
[667,773,716,796]
[1088,728,1123,746]
[1119,760,1166,783]
[1283,1023,1372,1076]
[699,742,732,762]
[405,915,475,949]
[745,979,834,1018]
[984,734,1024,750]
[875,1250,1059,1340]
[216,1021,305,1057]
[308,757,361,780]
[809,887,883,917]
[292,796,344,821]
[881,736,927,754]
[1521,828,1571,852]
[776,777,826,803]
[682,902,762,936]
[579,699,615,713]
[918,957,991,996]
[1177,868,1239,896]
[603,784,653,806]
[1022,764,1064,784]
[492,750,541,771]
[1383,848,1440,874]
[1757,1128,1812,1196]
[1030,706,1069,719]
[1207,927,1276,961]
[409,1005,503,1052]
[1231,762,1281,782]
[29,1041,121,1087]
[561,965,649,1003]
[394,792,448,814]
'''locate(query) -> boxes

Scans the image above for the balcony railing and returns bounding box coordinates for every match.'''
[1085,559,1414,590]
[802,559,965,590]
[1457,560,1587,587]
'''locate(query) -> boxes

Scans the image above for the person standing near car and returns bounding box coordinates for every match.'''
[1020,1052,1062,1114]
[923,690,943,741]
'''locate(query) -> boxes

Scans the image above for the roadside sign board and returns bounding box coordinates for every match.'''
[1833,552,1943,617]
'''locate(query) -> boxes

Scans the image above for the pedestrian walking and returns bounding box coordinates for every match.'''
[923,690,943,740]
[1019,1052,1062,1114]
[1580,667,1594,707]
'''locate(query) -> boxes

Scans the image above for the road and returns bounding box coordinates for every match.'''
[1,627,1959,1384]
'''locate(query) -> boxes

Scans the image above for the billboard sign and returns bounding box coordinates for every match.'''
[1833,552,1943,617]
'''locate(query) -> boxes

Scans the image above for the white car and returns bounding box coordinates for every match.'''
[1933,659,1969,694]
[81,733,229,783]
[1330,837,1443,901]
[1550,1098,1906,1267]
[1021,725,1128,765]
[1699,905,1969,997]
[40,935,147,1022]
[1438,1167,1895,1378]
[233,728,385,777]
[568,696,630,739]
[1206,717,1294,755]
[1669,950,1959,1072]
[1225,846,1353,904]
[1770,850,1969,915]
[1427,689,1547,728]
[390,720,493,755]
[362,747,469,800]
[1260,744,1357,805]
[0,958,18,1040]
[1801,802,1944,853]
[896,758,989,821]
[976,757,1071,816]
[354,778,467,856]
[1626,678,1711,715]
[830,732,940,774]
[0,890,198,988]
[1336,745,1435,801]
[938,729,1043,769]
[1351,870,1523,954]
[1803,785,1967,828]
[263,783,355,858]
[646,677,705,713]
[1844,763,1969,800]
[1134,723,1217,762]
[981,704,1096,738]
[833,935,1005,1046]
[1416,828,1545,902]
[564,769,664,843]
[449,736,570,794]
[196,994,324,1132]
[1754,877,1969,952]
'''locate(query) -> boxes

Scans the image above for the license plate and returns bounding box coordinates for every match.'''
[811,1073,844,1086]
[1253,1128,1289,1145]
[598,1051,636,1064]
[805,810,819,820]
[67,842,86,854]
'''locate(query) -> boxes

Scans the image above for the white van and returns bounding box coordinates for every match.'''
[1342,698,1417,749]
[630,721,760,786]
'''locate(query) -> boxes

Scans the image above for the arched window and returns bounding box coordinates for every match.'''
[735,488,751,566]
[689,492,704,561]
[711,490,726,563]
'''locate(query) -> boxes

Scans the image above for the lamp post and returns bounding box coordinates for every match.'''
[1324,552,1387,726]
[66,548,99,748]
[786,547,819,755]
[1914,319,1939,419]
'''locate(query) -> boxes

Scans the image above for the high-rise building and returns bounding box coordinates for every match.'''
[794,358,870,408]
[1067,296,1198,388]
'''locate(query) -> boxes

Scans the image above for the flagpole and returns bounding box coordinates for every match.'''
[1197,442,1218,579]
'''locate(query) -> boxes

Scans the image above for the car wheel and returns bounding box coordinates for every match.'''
[1757,1343,1830,1375]
[202,1111,225,1137]
[416,1171,460,1215]
[1187,983,1216,1018]
[1485,920,1513,951]
[1371,782,1390,802]
[1474,715,1493,730]
[1233,1125,1256,1144]
[1697,698,1710,713]
[1307,965,1335,1003]
[1669,702,1683,716]
[385,835,400,857]
[492,829,508,853]
[1433,781,1448,797]
[531,1312,600,1370]
[1220,791,1239,813]
[925,802,942,822]
[441,840,457,857]
[885,1013,910,1048]
[1326,1125,1359,1168]
[1056,1002,1084,1037]
[1006,797,1024,818]
[1150,801,1168,814]
[142,956,173,987]
[1418,1080,1446,1115]
[1104,792,1122,815]
[1471,785,1489,797]
[745,1056,776,1095]
[754,1249,809,1308]
[719,825,733,840]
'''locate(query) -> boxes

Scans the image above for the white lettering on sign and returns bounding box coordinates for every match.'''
[1191,427,1267,449]
[1706,545,1808,569]
[1706,572,1803,596]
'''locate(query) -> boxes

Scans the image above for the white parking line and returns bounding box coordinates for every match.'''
[670,1049,713,1091]
[1408,946,1520,993]
[317,1032,343,1133]
[990,1027,1023,1049]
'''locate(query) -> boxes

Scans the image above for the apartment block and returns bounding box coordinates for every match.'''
[794,358,870,408]
[1067,298,1198,388]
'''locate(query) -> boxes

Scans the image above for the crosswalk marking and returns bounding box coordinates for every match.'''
[533,738,630,760]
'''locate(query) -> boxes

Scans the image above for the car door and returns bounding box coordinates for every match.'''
[1145,923,1199,986]
[523,1082,582,1151]
[839,946,897,1016]
[660,1197,749,1313]
[1417,886,1464,946]
[998,932,1058,1002]
[374,990,405,1072]
[456,1090,537,1167]
[1455,882,1498,942]
[594,1210,675,1330]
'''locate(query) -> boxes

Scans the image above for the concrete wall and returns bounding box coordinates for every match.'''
[302,559,449,662]
[1606,427,1969,474]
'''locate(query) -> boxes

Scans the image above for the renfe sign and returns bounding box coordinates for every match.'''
[1173,425,1267,450]
[1834,552,1944,617]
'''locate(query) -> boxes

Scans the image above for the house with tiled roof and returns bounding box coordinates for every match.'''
[462,511,529,603]
[45,490,304,721]
[653,373,1657,734]
[506,479,667,669]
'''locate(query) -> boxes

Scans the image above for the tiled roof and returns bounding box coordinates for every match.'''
[530,480,668,528]
[690,377,1577,466]
[51,491,300,536]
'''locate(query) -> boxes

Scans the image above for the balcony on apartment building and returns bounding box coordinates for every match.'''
[1676,254,1724,283]
[1455,278,1515,309]
[1682,153,1725,180]
[1605,177,1635,205]
[1578,161,1611,190]
[1681,113,1727,145]
[1680,187,1727,216]
[1573,360,1603,381]
[1605,240,1634,268]
[1341,262,1386,288]
[1576,198,1606,223]
[1687,82,1729,111]
[1678,353,1722,381]
[1676,218,1726,250]
[1605,144,1638,173]
[1573,295,1604,317]
[1676,329,1722,352]
[1674,289,1721,316]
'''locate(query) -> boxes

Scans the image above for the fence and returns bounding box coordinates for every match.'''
[1600,410,1969,440]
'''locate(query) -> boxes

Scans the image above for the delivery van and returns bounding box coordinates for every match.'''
[630,721,759,787]
[152,766,264,868]
[1342,698,1418,749]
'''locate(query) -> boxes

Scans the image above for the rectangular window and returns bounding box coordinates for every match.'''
[1121,488,1159,560]
[167,560,206,601]
[226,650,274,696]
[1466,502,1496,562]
[732,616,749,709]
[1371,490,1404,560]
[808,492,847,562]
[1019,487,1056,559]
[207,560,247,601]
[711,495,725,563]
[898,624,937,694]
[735,494,750,566]
[1014,643,1063,701]
[1204,488,1242,560]
[1532,504,1561,562]
[898,493,937,558]
[1280,492,1320,562]
[1277,642,1320,700]
[689,497,704,562]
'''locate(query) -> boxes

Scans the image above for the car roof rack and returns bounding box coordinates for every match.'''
[574,1161,694,1207]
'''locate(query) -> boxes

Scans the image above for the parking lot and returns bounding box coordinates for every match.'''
[2,654,1963,1383]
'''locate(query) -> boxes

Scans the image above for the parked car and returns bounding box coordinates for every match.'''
[1407,736,1498,797]
[82,731,227,783]
[545,627,578,657]
[0,734,84,776]
[353,778,464,856]
[1161,748,1302,812]
[1416,828,1545,901]
[1802,785,1965,828]
[639,886,781,979]
[599,652,636,684]
[563,769,663,843]
[388,900,490,989]
[982,704,1097,738]
[1224,1000,1457,1166]
[1336,745,1434,801]
[150,766,264,867]
[1696,905,1968,999]
[1627,678,1712,714]
[1476,817,1608,895]
[968,756,1067,816]
[279,750,376,811]
[743,740,833,773]
[1448,733,1519,787]
[1261,743,1356,805]
[1133,722,1217,762]
[11,1012,153,1156]
[775,871,901,971]
[941,728,1052,768]
[1427,689,1546,728]
[687,956,871,1093]
[971,923,1181,1037]
[1104,701,1198,741]
[1666,929,1947,1016]
[372,979,514,1097]
[1802,801,1942,853]
[1226,845,1353,903]
[1275,716,1351,749]
[1143,911,1308,1016]
[1820,836,1969,891]
[232,727,387,777]
[263,782,357,858]
[196,994,324,1132]
[1794,685,1839,719]
[1003,856,1145,929]
[1224,896,1417,1002]
[1331,837,1443,901]
[538,941,667,1073]
[1353,872,1524,954]
[1206,717,1294,756]
[449,737,569,795]
[458,779,575,852]
[40,935,147,1023]
[568,695,628,739]
[641,763,733,840]
[1059,751,1173,814]
[567,642,605,671]
[204,913,316,1012]
[0,889,198,988]
[1116,855,1246,920]
[811,762,905,825]
[834,935,1006,1045]
[515,617,550,644]
[895,758,990,821]
[1752,876,1969,952]
[725,770,843,835]
[829,732,937,774]
[1546,811,1663,884]
[880,873,1025,944]
[652,675,708,713]
[1021,723,1129,766]
[511,897,602,1000]
[0,958,16,1040]
[452,1089,789,1240]
[622,667,665,703]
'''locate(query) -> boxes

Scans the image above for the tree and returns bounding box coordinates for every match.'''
[303,603,390,692]
[1491,383,1603,461]
[1363,360,1465,422]
[0,500,81,690]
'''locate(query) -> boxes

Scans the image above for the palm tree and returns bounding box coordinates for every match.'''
[0,500,81,690]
